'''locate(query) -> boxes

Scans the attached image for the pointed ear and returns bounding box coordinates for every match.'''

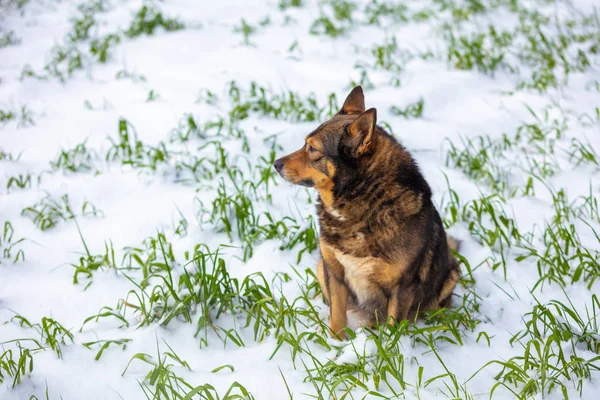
[341,108,377,158]
[340,86,365,115]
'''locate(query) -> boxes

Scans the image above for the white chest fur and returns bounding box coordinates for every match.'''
[333,250,380,305]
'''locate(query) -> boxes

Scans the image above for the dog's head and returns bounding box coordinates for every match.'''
[273,86,377,200]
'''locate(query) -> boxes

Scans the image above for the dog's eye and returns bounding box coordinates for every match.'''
[308,146,317,153]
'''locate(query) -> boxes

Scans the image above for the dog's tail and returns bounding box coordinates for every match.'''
[447,235,462,274]
[447,236,461,253]
[440,236,462,309]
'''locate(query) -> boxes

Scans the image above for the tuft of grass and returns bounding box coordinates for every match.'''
[0,105,35,128]
[89,33,121,63]
[122,339,193,399]
[310,0,356,37]
[4,314,74,360]
[234,19,256,46]
[71,236,117,289]
[146,89,160,102]
[82,338,132,361]
[50,140,98,174]
[124,5,184,38]
[0,109,15,123]
[169,113,202,143]
[106,119,171,171]
[0,30,21,48]
[365,0,408,26]
[567,137,599,167]
[0,343,35,388]
[21,193,103,231]
[0,221,26,264]
[6,173,32,192]
[68,12,96,42]
[40,317,74,359]
[116,68,147,83]
[279,0,302,11]
[43,44,84,82]
[445,29,509,75]
[226,80,339,123]
[0,148,19,161]
[390,98,424,119]
[484,294,600,399]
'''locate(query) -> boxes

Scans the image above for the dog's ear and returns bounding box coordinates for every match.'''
[339,86,365,115]
[341,108,377,158]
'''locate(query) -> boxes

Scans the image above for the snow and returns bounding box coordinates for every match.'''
[1,0,599,399]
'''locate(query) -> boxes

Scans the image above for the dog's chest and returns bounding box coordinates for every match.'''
[333,250,381,305]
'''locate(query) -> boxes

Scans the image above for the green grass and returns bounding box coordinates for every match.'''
[226,81,339,123]
[0,106,35,127]
[50,140,98,174]
[484,294,600,399]
[6,173,32,192]
[365,0,408,25]
[106,119,170,171]
[310,0,356,37]
[89,33,121,63]
[20,2,184,82]
[279,0,303,11]
[21,193,103,231]
[71,234,117,289]
[390,98,424,119]
[68,12,96,42]
[0,221,26,264]
[0,148,19,161]
[82,338,131,361]
[0,344,34,388]
[445,30,508,75]
[234,19,257,46]
[124,5,184,38]
[0,30,21,48]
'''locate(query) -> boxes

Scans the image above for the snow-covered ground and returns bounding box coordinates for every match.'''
[1,0,599,399]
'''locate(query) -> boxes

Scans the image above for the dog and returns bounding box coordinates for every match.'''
[274,86,460,339]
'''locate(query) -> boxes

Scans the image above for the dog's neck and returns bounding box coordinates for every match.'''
[316,181,335,209]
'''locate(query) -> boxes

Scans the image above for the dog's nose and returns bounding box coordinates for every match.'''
[274,159,283,173]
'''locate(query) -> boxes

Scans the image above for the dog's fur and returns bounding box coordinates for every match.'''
[274,86,460,338]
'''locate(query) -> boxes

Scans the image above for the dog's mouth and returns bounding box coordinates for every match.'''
[275,170,314,188]
[297,179,314,187]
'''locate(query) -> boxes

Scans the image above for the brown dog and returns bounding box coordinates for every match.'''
[274,86,460,338]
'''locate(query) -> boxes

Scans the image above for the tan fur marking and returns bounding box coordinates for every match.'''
[317,182,334,209]
[305,137,323,153]
[320,239,348,339]
[418,250,433,282]
[447,236,460,252]
[439,269,459,305]
[326,161,336,178]
[329,280,349,339]
[386,286,400,326]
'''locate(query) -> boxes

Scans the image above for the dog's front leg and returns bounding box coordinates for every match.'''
[328,277,349,339]
[320,239,348,339]
[387,285,414,325]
